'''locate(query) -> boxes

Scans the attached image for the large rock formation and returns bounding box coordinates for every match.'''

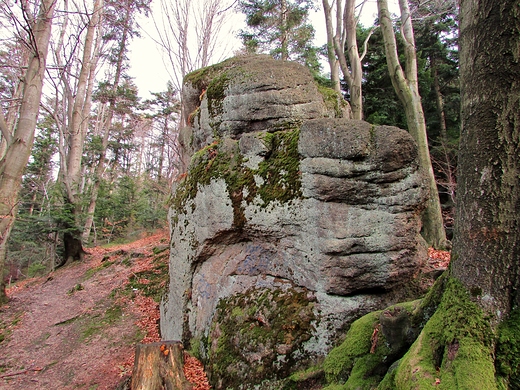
[161,55,429,389]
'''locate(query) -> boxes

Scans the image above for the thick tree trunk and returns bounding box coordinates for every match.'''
[377,0,448,249]
[56,0,104,258]
[131,341,193,390]
[453,0,520,320]
[319,2,519,389]
[0,0,56,303]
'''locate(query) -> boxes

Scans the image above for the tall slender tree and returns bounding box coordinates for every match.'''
[0,0,56,303]
[55,0,104,260]
[322,0,370,119]
[377,0,448,249]
[81,0,150,243]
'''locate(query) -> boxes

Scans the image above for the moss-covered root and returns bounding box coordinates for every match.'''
[323,310,388,390]
[322,299,424,390]
[392,278,496,389]
[495,309,520,389]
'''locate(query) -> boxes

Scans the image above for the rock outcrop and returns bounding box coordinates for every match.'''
[161,55,429,389]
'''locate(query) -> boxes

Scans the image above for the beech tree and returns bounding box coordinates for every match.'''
[377,0,448,249]
[0,0,56,303]
[453,0,520,325]
[396,0,520,385]
[53,0,104,261]
[81,0,150,243]
[322,0,370,119]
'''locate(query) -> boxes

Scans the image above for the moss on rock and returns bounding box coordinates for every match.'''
[206,287,317,389]
[317,85,350,118]
[170,127,302,229]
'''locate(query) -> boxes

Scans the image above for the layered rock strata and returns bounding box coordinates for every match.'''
[161,55,428,389]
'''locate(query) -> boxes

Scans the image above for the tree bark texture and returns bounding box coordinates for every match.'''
[0,0,56,303]
[322,0,363,119]
[377,0,448,249]
[131,341,193,390]
[453,0,520,320]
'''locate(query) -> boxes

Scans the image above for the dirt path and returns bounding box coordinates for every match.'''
[0,231,169,390]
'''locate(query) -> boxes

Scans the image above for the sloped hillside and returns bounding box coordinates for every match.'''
[0,230,208,390]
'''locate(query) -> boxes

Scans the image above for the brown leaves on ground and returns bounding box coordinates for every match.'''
[184,353,211,390]
[427,247,451,269]
[1,229,211,390]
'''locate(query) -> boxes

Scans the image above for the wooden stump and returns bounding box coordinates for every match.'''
[131,341,193,390]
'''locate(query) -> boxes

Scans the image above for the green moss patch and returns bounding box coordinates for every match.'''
[83,259,114,280]
[0,311,23,345]
[79,304,123,341]
[318,85,349,118]
[496,309,520,389]
[206,287,317,389]
[122,253,169,303]
[394,278,496,389]
[283,365,325,390]
[170,128,302,230]
[323,310,392,389]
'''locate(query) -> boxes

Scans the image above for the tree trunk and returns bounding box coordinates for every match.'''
[431,58,448,143]
[453,0,520,320]
[280,0,288,60]
[318,2,519,388]
[322,0,361,118]
[377,0,448,249]
[82,8,128,243]
[56,0,104,257]
[131,341,193,390]
[0,0,56,304]
[322,4,341,96]
[343,0,362,119]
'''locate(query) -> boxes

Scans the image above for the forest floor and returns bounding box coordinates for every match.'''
[0,229,450,390]
[0,229,210,390]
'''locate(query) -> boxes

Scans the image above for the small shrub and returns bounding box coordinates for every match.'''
[27,262,47,278]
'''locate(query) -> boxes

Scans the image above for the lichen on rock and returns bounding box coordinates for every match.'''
[207,286,317,390]
[162,55,431,389]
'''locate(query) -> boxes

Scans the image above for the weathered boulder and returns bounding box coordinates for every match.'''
[161,55,429,389]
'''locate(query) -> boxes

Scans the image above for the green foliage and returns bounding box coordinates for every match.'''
[359,26,408,129]
[93,175,167,243]
[238,0,320,70]
[359,9,460,142]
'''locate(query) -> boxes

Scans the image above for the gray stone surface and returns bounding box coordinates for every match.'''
[161,55,429,389]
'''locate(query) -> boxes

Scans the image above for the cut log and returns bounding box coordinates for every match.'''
[131,341,193,390]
